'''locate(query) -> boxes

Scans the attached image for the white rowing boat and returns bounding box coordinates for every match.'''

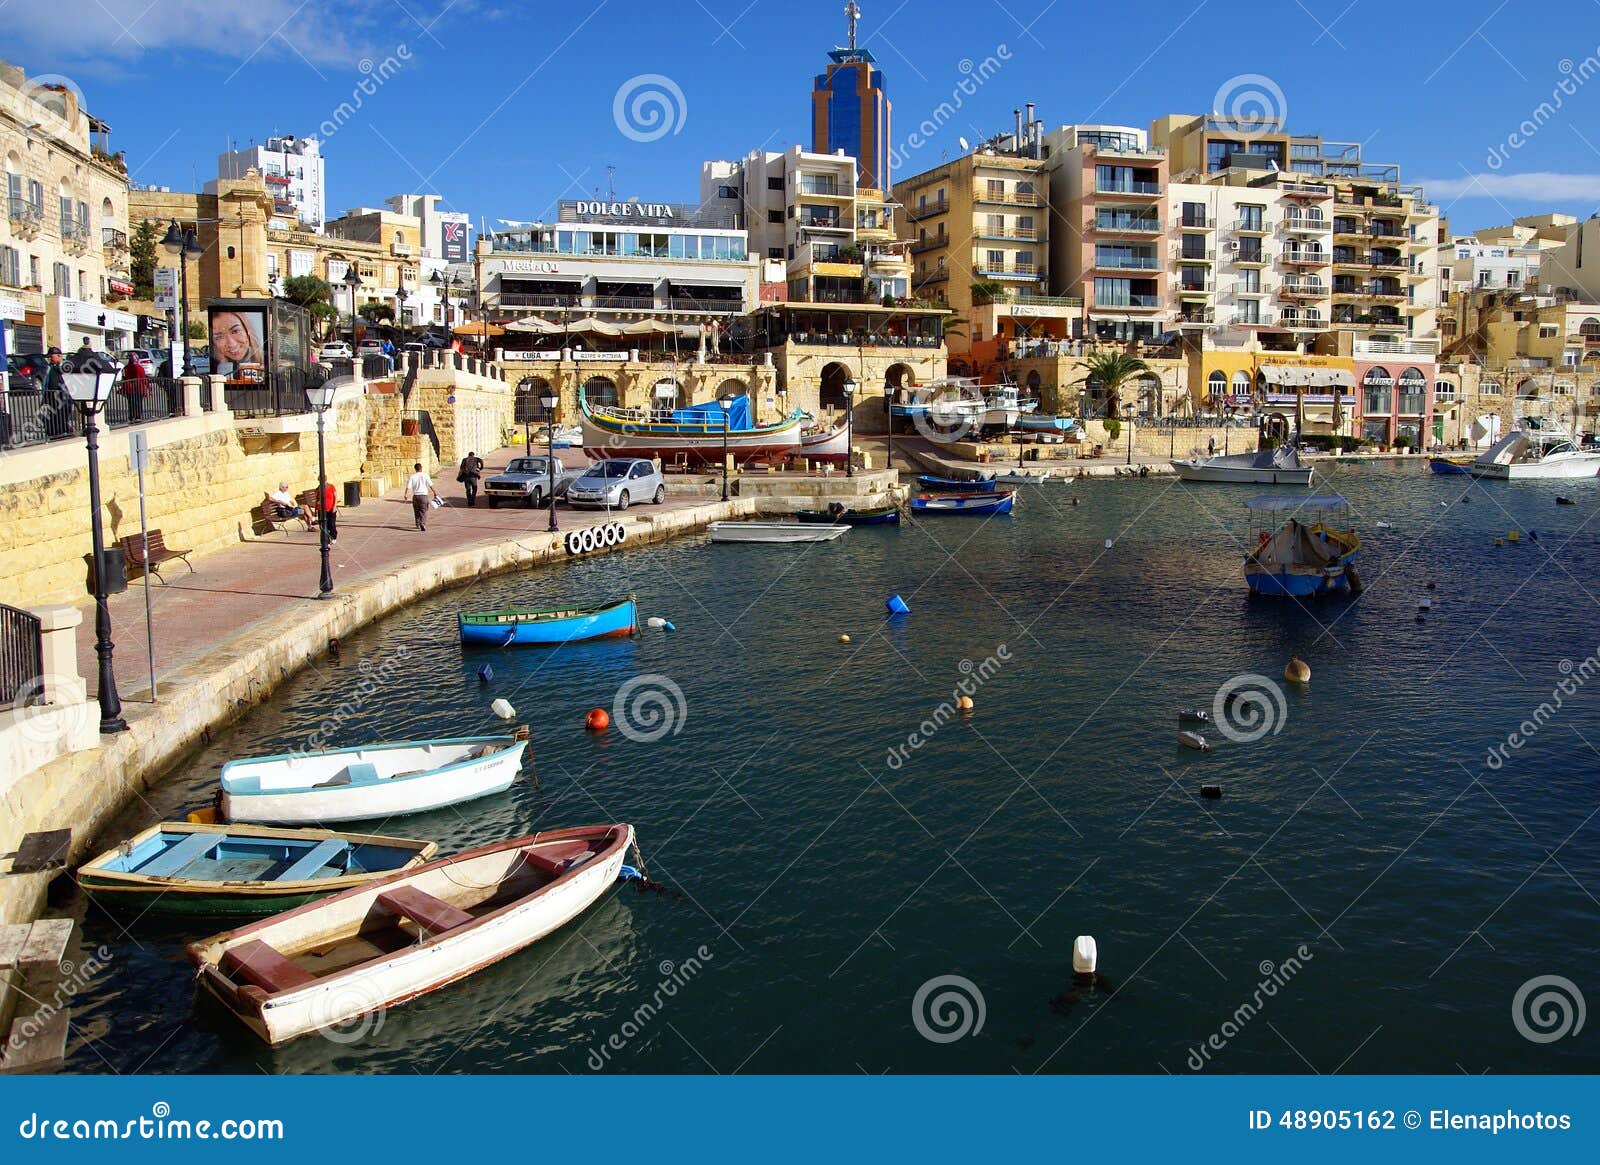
[708,521,850,543]
[188,824,633,1045]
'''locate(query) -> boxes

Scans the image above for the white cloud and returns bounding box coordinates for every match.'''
[4,0,392,68]
[1417,172,1600,201]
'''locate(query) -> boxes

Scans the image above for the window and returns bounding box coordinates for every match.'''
[1180,265,1207,291]
[1237,300,1260,324]
[1182,202,1207,228]
[987,249,1005,270]
[52,261,70,295]
[27,180,42,216]
[986,179,1005,200]
[59,195,73,237]
[767,247,783,260]
[718,185,738,199]
[1231,371,1250,393]
[1207,370,1227,397]
[1239,268,1260,294]
[767,176,783,191]
[78,269,88,300]
[767,209,782,224]
[1181,233,1208,260]
[1239,205,1264,231]
[987,214,1004,234]
[1238,239,1262,263]
[0,245,18,286]
[1017,181,1034,196]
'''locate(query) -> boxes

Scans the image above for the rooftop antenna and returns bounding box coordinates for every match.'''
[845,0,860,50]
[605,163,617,201]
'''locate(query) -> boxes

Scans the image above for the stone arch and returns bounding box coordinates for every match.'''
[819,361,853,410]
[1581,316,1600,339]
[1025,369,1042,391]
[884,362,914,391]
[583,375,619,408]
[715,376,749,400]
[1516,377,1539,399]
[1207,370,1226,402]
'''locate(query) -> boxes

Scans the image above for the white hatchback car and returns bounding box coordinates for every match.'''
[564,458,666,509]
[318,341,353,361]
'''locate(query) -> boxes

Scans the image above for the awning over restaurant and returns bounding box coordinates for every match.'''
[1260,364,1356,388]
[504,316,559,333]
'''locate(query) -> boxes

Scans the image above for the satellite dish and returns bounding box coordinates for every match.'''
[958,136,970,151]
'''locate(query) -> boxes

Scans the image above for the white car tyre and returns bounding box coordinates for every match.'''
[564,530,584,555]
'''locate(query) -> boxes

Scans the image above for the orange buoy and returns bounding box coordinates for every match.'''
[956,695,975,713]
[585,708,611,731]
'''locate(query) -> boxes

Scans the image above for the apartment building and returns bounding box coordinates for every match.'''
[1,61,136,356]
[893,116,1057,358]
[211,135,325,230]
[700,146,910,307]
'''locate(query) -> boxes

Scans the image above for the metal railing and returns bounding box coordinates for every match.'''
[1,376,182,449]
[1094,254,1160,270]
[1283,250,1328,264]
[225,369,315,418]
[1093,294,1162,308]
[0,603,42,711]
[1095,180,1162,196]
[1095,216,1162,233]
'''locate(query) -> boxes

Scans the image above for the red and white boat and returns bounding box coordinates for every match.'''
[798,422,850,464]
[579,387,806,466]
[187,824,634,1045]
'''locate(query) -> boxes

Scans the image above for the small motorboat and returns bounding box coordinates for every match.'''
[459,597,638,647]
[1172,445,1313,485]
[1178,731,1211,752]
[1472,421,1600,479]
[221,735,527,826]
[992,469,1057,485]
[188,824,634,1045]
[1243,494,1361,598]
[1017,414,1077,434]
[1428,456,1473,475]
[709,521,850,543]
[910,490,1016,515]
[793,503,902,526]
[917,474,996,492]
[76,823,437,917]
[1178,709,1209,724]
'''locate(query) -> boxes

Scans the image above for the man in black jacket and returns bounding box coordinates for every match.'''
[457,450,485,507]
[40,347,74,439]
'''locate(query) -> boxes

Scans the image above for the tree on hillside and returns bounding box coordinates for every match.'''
[129,220,159,300]
[1075,350,1151,417]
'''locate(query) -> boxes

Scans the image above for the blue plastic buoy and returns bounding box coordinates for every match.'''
[885,594,910,616]
[662,620,677,632]
[477,664,494,683]
[618,864,644,882]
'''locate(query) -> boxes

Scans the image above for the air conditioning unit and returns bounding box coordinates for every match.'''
[1226,241,1239,251]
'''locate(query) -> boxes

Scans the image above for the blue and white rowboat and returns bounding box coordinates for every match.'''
[911,490,1016,515]
[458,597,638,646]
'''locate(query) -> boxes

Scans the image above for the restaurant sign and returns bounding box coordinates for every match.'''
[566,200,676,220]
[500,259,564,275]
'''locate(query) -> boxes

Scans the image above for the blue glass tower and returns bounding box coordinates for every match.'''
[811,2,891,189]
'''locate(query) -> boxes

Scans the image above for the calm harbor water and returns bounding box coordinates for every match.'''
[56,462,1600,1074]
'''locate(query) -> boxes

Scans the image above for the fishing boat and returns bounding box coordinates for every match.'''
[77,823,437,917]
[793,503,902,526]
[1243,494,1361,598]
[1017,413,1077,434]
[221,735,527,826]
[458,597,638,647]
[891,378,988,439]
[992,469,1059,485]
[982,383,1022,431]
[188,824,634,1045]
[547,424,583,449]
[916,473,996,492]
[578,387,806,466]
[1428,455,1474,475]
[798,422,850,464]
[1471,420,1600,480]
[709,521,850,543]
[1172,445,1313,485]
[911,490,1016,515]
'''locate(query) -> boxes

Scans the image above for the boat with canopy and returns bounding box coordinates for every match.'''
[1243,494,1361,597]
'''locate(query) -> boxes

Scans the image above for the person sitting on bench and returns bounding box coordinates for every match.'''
[265,481,315,526]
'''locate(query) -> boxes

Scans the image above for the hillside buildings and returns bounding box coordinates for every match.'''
[211,135,326,230]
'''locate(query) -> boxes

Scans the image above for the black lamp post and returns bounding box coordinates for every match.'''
[394,278,409,348]
[842,378,856,477]
[884,379,894,475]
[1124,402,1136,466]
[63,357,126,733]
[160,220,202,373]
[431,269,461,341]
[306,378,337,598]
[718,392,734,501]
[342,267,363,348]
[540,383,560,532]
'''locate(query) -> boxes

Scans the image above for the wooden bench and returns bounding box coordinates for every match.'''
[252,498,310,536]
[377,885,473,938]
[120,529,193,584]
[221,939,316,994]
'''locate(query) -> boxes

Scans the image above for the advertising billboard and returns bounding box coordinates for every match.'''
[441,220,469,262]
[208,306,267,382]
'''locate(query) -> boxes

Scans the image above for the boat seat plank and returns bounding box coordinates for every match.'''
[521,841,595,876]
[138,831,220,878]
[377,886,474,937]
[275,838,349,883]
[222,940,316,994]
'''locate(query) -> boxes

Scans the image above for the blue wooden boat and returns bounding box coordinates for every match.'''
[1243,495,1361,598]
[1017,414,1077,433]
[911,490,1016,515]
[916,474,996,492]
[459,596,638,647]
[1428,456,1473,475]
[76,822,437,916]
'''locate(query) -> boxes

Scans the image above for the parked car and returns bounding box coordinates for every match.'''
[5,352,46,392]
[318,341,354,361]
[417,330,450,349]
[185,347,212,376]
[482,455,586,508]
[564,458,666,510]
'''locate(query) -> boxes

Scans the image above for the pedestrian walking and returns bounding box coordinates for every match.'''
[121,354,150,423]
[405,462,435,531]
[457,450,484,507]
[1207,435,1216,456]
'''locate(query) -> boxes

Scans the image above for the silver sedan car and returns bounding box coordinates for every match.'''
[564,458,666,510]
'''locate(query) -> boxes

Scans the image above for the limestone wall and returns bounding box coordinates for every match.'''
[0,396,368,610]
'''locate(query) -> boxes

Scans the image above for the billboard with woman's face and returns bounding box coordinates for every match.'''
[209,307,266,381]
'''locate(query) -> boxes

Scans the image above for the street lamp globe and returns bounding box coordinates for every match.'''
[539,385,559,413]
[305,380,337,412]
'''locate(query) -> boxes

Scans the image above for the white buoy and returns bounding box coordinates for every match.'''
[646,616,667,629]
[1178,730,1210,752]
[1417,598,1433,611]
[1073,935,1098,975]
[490,698,516,720]
[1104,538,1114,549]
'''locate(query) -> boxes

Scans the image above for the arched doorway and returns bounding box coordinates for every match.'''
[716,377,749,400]
[1516,378,1539,400]
[583,376,618,408]
[819,362,852,411]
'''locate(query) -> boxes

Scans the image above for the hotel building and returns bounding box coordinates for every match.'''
[211,135,326,230]
[700,145,910,306]
[811,2,891,191]
[0,61,137,357]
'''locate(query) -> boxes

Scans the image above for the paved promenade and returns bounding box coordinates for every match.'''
[76,447,718,708]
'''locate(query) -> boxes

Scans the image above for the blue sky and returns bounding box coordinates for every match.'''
[10,0,1600,236]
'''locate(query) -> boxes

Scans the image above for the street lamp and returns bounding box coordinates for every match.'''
[160,219,202,373]
[540,382,561,532]
[63,355,126,734]
[342,267,363,348]
[842,378,856,478]
[1124,402,1136,466]
[884,378,894,476]
[431,269,460,340]
[305,378,337,598]
[394,277,409,347]
[717,392,734,501]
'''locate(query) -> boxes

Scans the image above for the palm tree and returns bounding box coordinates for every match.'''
[1076,351,1151,417]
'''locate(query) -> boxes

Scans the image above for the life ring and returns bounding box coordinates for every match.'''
[564,530,584,555]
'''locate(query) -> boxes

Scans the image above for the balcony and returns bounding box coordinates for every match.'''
[1354,337,1439,357]
[975,226,1041,241]
[101,227,127,253]
[1280,281,1327,298]
[1093,254,1161,272]
[1233,310,1278,327]
[1233,249,1268,266]
[1093,215,1162,235]
[798,179,849,198]
[907,200,948,221]
[1282,182,1334,200]
[1279,312,1325,330]
[592,295,657,310]
[1369,253,1405,269]
[6,196,41,239]
[1234,218,1270,235]
[1283,249,1329,267]
[62,224,91,255]
[1332,222,1367,241]
[799,215,848,231]
[391,242,413,256]
[977,289,1083,310]
[974,260,1042,278]
[1177,309,1216,326]
[1332,251,1368,269]
[976,189,1045,207]
[1180,214,1214,230]
[1178,279,1215,296]
[1282,214,1328,233]
[1095,180,1162,198]
[1179,248,1216,263]
[1093,293,1162,310]
[910,236,947,254]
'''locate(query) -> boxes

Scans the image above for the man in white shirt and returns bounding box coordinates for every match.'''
[265,480,314,526]
[404,462,435,531]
